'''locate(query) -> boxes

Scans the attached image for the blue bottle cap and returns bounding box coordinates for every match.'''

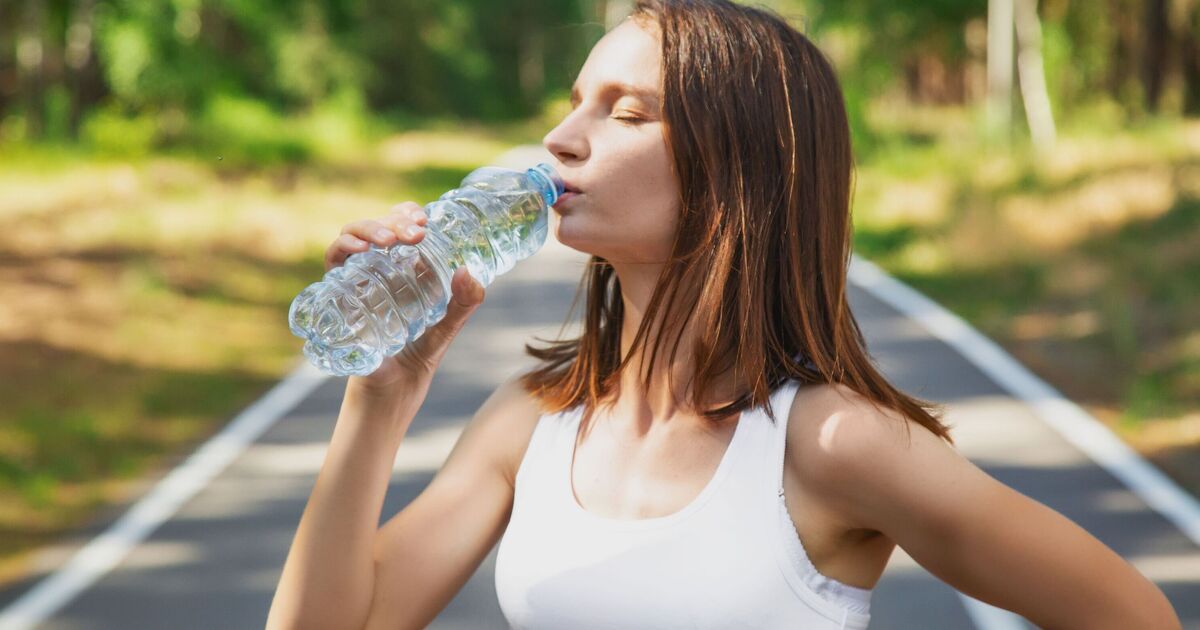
[527,163,565,207]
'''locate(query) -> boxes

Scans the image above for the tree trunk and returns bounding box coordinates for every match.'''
[17,0,47,140]
[1108,0,1143,116]
[1183,1,1200,114]
[66,0,97,140]
[0,2,17,119]
[1014,0,1057,150]
[1143,0,1171,112]
[987,0,1015,140]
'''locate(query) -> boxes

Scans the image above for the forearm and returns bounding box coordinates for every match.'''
[267,378,425,630]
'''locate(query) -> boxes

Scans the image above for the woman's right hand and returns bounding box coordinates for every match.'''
[324,201,486,395]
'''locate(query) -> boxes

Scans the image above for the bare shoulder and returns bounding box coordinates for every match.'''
[783,383,1181,629]
[784,382,963,532]
[786,382,930,455]
[460,371,546,489]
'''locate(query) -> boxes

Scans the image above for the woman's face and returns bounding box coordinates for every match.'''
[542,19,680,265]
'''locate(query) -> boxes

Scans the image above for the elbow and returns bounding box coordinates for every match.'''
[1130,604,1182,630]
[267,599,369,630]
[1133,574,1182,630]
[267,615,365,630]
[1095,558,1182,630]
[1143,599,1183,630]
[1041,577,1180,630]
[1051,608,1179,630]
[1079,589,1181,630]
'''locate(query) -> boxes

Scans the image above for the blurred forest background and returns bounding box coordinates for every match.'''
[0,0,1197,589]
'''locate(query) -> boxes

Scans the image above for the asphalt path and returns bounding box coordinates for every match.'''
[1,147,1196,629]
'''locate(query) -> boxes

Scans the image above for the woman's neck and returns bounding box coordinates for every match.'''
[610,261,740,429]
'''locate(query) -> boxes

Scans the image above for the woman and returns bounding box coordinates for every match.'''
[267,1,1181,629]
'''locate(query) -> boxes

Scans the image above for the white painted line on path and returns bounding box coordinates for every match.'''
[849,254,1200,630]
[848,255,1200,547]
[0,360,329,630]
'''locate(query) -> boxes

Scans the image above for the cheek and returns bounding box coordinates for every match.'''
[613,195,680,259]
[607,147,677,218]
[608,145,679,251]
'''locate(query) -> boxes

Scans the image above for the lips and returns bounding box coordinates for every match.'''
[555,179,583,208]
[554,191,581,209]
[552,188,580,210]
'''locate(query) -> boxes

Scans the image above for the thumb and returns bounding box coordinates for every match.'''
[421,267,486,346]
[444,266,486,322]
[391,267,485,376]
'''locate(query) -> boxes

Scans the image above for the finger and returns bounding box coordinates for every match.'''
[377,212,428,243]
[341,219,402,247]
[350,217,427,247]
[388,201,428,226]
[325,233,369,271]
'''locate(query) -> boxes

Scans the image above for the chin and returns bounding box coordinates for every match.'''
[552,221,604,259]
[552,222,584,252]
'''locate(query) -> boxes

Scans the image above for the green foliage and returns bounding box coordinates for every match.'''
[813,0,988,76]
[302,87,378,161]
[1,0,598,157]
[5,406,104,502]
[6,0,1196,159]
[196,93,312,164]
[81,105,158,157]
[96,17,154,103]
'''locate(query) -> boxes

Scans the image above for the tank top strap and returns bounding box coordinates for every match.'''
[764,351,818,491]
[513,403,584,496]
[764,378,803,496]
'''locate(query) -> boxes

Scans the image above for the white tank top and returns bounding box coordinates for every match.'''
[494,378,874,629]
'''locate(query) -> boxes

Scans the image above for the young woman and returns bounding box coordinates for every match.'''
[267,1,1181,628]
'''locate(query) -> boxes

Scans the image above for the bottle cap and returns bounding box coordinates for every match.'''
[527,163,565,207]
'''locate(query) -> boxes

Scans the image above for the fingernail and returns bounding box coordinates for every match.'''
[410,209,426,221]
[404,225,422,238]
[375,228,394,240]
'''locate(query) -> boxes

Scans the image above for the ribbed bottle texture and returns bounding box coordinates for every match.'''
[288,163,564,376]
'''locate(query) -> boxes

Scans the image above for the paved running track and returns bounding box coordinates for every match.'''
[1,146,1197,629]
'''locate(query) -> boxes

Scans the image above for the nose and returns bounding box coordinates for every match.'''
[542,114,588,164]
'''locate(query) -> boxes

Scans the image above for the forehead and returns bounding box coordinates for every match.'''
[571,20,661,103]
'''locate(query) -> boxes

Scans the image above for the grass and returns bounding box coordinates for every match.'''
[850,100,1200,494]
[0,106,555,586]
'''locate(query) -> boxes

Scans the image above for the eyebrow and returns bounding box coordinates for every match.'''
[569,81,660,107]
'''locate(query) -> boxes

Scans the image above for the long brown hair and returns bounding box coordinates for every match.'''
[520,0,953,444]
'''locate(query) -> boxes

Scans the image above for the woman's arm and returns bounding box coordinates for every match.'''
[795,389,1182,630]
[265,376,426,630]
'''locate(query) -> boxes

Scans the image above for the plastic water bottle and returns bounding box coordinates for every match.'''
[288,162,564,376]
